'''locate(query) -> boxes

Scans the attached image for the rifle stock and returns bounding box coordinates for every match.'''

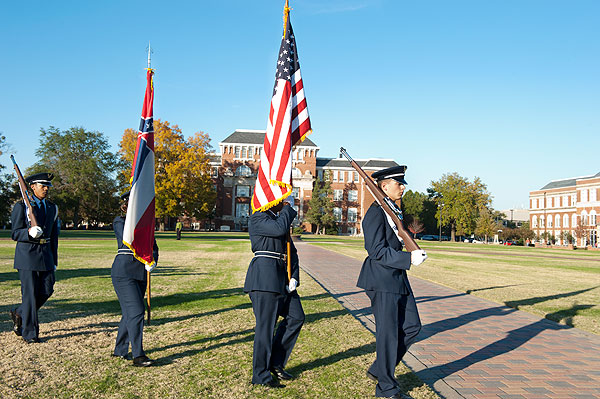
[10,155,38,227]
[339,148,420,252]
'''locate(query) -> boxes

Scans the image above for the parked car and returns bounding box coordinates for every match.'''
[420,235,438,241]
[504,240,517,246]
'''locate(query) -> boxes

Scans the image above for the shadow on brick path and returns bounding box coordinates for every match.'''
[295,240,600,399]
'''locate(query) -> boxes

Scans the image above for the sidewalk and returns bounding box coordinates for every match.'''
[295,240,600,399]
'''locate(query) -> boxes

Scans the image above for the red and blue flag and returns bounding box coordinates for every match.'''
[123,69,156,266]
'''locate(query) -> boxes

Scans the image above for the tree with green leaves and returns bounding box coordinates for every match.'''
[429,172,492,241]
[475,207,498,242]
[305,172,335,235]
[119,119,216,230]
[27,126,125,227]
[0,134,17,227]
[401,189,438,234]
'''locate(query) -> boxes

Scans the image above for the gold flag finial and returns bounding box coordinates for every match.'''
[283,0,291,38]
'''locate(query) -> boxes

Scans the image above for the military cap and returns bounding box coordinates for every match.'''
[120,191,131,201]
[371,165,407,185]
[25,172,54,187]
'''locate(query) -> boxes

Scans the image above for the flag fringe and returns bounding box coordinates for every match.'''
[251,191,293,213]
[293,129,313,147]
[122,239,154,267]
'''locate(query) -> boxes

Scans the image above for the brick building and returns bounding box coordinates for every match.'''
[529,172,600,247]
[210,129,399,234]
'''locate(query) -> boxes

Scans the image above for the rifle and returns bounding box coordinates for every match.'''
[339,147,420,252]
[10,155,39,227]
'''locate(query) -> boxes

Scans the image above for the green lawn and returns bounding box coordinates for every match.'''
[301,235,600,335]
[0,231,438,399]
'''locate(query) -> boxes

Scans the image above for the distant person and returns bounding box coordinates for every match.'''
[358,166,427,399]
[9,172,59,343]
[244,196,305,388]
[176,220,183,240]
[110,191,158,367]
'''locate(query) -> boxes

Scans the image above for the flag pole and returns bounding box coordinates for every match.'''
[283,0,293,283]
[146,41,152,325]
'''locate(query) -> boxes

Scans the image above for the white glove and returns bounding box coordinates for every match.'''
[145,262,156,273]
[28,226,43,239]
[286,278,298,293]
[411,250,428,266]
[53,265,57,271]
[283,195,295,207]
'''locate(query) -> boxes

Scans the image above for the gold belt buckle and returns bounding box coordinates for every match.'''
[38,238,47,244]
[282,253,287,262]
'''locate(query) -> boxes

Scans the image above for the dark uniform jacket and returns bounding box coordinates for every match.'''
[11,200,59,271]
[244,206,299,295]
[111,216,159,281]
[357,202,412,294]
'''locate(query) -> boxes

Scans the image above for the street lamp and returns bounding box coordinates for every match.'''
[438,202,444,242]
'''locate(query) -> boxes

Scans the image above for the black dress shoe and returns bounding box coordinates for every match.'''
[9,310,22,336]
[270,365,294,380]
[133,355,154,367]
[387,393,413,399]
[111,353,131,360]
[252,379,285,388]
[366,370,378,382]
[23,337,40,344]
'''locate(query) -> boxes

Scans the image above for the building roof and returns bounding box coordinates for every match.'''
[539,173,600,190]
[316,158,399,170]
[220,129,318,147]
[208,153,222,164]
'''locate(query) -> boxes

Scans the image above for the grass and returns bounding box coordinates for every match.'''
[0,231,438,399]
[300,235,600,335]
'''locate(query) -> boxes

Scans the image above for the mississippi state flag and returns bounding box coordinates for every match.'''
[123,69,156,266]
[251,11,311,213]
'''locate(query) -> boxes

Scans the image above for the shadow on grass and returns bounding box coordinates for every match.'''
[287,342,376,375]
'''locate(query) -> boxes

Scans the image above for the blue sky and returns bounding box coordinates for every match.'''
[1,0,598,211]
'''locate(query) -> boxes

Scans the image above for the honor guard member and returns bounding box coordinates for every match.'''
[244,196,305,388]
[358,166,427,399]
[9,172,59,343]
[111,191,158,367]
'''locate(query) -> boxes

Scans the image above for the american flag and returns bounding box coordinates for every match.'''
[251,12,311,213]
[123,69,156,266]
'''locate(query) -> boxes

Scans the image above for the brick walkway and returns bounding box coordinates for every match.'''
[295,240,600,399]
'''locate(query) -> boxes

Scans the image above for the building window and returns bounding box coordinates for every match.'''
[317,170,324,180]
[242,147,247,158]
[211,166,219,177]
[582,189,588,202]
[236,203,250,217]
[555,214,560,228]
[292,168,302,178]
[333,207,342,222]
[248,147,254,158]
[297,149,303,160]
[235,146,240,158]
[348,190,358,202]
[563,214,569,228]
[348,208,358,223]
[591,189,597,202]
[532,216,538,228]
[547,214,553,228]
[590,211,597,226]
[235,165,252,177]
[348,227,356,235]
[292,187,300,199]
[540,216,545,228]
[572,214,578,228]
[236,185,250,197]
[339,171,344,182]
[333,189,343,201]
[332,170,338,182]
[353,171,359,183]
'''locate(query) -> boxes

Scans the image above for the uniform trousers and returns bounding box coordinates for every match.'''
[367,290,421,397]
[249,290,305,384]
[112,276,147,358]
[16,270,55,340]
